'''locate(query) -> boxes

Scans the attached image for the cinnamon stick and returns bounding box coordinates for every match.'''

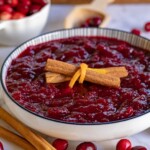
[46,67,128,84]
[46,72,71,83]
[91,67,128,78]
[0,107,56,150]
[45,59,128,88]
[0,125,36,150]
[35,133,56,150]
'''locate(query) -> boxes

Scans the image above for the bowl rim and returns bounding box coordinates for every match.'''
[1,27,150,125]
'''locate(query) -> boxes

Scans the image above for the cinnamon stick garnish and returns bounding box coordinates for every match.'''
[0,107,56,150]
[0,125,36,150]
[46,72,71,83]
[45,67,128,83]
[45,59,128,88]
[91,67,128,78]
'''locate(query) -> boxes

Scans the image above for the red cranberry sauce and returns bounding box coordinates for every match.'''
[6,36,150,123]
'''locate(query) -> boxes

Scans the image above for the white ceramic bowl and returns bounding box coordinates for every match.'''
[1,28,150,141]
[0,3,50,46]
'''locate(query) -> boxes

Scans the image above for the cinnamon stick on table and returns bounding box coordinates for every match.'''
[0,108,56,150]
[0,125,36,150]
[45,59,128,88]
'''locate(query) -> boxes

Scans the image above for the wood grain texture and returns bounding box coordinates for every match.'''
[51,0,150,4]
[115,0,150,3]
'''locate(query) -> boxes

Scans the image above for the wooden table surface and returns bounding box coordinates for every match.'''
[51,0,150,4]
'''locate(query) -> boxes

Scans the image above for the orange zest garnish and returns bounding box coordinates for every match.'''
[69,63,108,88]
[79,63,88,84]
[69,69,81,88]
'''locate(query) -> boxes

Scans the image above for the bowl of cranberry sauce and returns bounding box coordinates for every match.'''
[0,0,50,46]
[1,28,150,141]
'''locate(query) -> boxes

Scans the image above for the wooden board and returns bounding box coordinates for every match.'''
[115,0,150,3]
[51,0,150,4]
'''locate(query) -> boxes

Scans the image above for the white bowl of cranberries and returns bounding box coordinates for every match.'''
[0,0,50,46]
[1,28,150,142]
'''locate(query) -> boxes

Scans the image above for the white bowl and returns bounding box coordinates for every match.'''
[0,3,50,46]
[1,28,150,141]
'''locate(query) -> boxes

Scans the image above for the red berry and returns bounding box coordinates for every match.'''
[16,4,29,15]
[131,28,141,35]
[144,22,150,32]
[0,11,12,20]
[116,139,132,150]
[6,0,18,7]
[86,17,102,27]
[0,5,13,13]
[12,12,25,19]
[20,0,31,6]
[29,4,42,14]
[131,146,147,150]
[76,142,97,150]
[0,141,4,150]
[0,0,4,5]
[52,139,68,150]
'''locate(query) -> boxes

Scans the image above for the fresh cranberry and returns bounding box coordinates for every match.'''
[131,146,147,150]
[76,142,97,150]
[144,22,150,32]
[0,11,12,20]
[11,12,25,19]
[0,0,4,5]
[20,0,31,6]
[0,142,4,150]
[79,16,102,27]
[16,4,29,15]
[86,16,102,27]
[6,0,18,7]
[52,139,68,150]
[116,139,132,150]
[131,29,141,35]
[29,4,42,14]
[0,5,13,13]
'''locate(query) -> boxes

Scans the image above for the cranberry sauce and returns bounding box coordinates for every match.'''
[6,36,150,123]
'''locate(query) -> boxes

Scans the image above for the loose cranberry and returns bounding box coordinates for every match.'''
[76,142,97,150]
[16,4,29,15]
[0,5,13,13]
[11,12,25,19]
[0,11,12,20]
[0,0,4,5]
[29,4,42,15]
[144,22,150,32]
[0,141,4,150]
[116,139,132,150]
[131,146,147,150]
[131,29,141,35]
[6,0,18,7]
[52,139,68,150]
